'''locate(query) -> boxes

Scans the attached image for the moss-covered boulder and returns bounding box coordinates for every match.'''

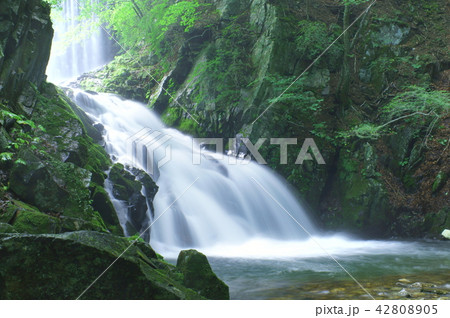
[8,150,108,231]
[10,150,90,216]
[2,199,110,234]
[176,249,229,300]
[90,185,123,235]
[0,231,204,299]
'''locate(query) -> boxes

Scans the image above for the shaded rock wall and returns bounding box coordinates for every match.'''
[0,0,53,114]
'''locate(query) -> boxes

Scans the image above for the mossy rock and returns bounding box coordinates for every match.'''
[13,208,61,234]
[0,231,204,299]
[33,83,111,175]
[3,199,107,234]
[176,249,229,300]
[90,184,123,235]
[328,145,390,236]
[108,164,153,239]
[424,207,450,238]
[9,150,103,226]
[109,163,142,197]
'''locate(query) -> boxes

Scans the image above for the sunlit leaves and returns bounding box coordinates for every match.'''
[46,0,205,56]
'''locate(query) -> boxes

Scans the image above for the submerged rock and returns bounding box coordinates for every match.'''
[177,249,229,300]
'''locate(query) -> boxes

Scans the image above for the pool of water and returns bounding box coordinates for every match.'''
[164,238,450,299]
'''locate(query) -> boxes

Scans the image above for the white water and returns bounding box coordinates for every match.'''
[71,90,439,262]
[72,90,322,255]
[46,0,114,83]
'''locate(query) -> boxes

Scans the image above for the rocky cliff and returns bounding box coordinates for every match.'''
[0,0,53,114]
[81,0,449,238]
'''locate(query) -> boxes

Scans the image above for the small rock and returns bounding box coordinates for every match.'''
[398,278,411,284]
[398,288,410,297]
[441,229,450,239]
[411,282,422,288]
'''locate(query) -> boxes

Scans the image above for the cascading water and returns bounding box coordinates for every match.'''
[46,0,114,83]
[72,89,318,255]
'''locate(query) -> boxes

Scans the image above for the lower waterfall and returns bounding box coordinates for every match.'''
[72,89,319,255]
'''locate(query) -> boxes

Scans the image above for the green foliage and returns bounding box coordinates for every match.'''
[295,21,342,61]
[338,123,381,140]
[49,0,207,58]
[43,0,63,8]
[188,16,256,137]
[127,234,145,243]
[265,75,323,121]
[0,109,45,165]
[254,74,325,171]
[382,86,449,120]
[340,86,449,141]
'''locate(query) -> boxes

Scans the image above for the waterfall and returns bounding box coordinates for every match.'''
[46,0,114,83]
[47,0,318,257]
[72,89,318,255]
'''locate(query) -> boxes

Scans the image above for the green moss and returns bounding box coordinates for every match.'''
[90,184,123,235]
[4,82,114,232]
[13,209,60,234]
[0,223,15,233]
[3,199,108,235]
[0,231,204,299]
[109,163,142,196]
[176,249,229,300]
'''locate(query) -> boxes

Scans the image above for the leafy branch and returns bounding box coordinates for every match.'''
[340,86,449,141]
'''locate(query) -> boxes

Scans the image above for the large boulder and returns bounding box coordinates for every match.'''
[1,199,106,235]
[177,249,229,300]
[8,150,104,227]
[0,231,203,299]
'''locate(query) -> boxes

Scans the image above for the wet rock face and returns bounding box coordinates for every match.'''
[0,0,53,113]
[109,163,159,240]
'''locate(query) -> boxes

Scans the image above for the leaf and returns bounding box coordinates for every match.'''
[0,152,14,161]
[15,159,27,165]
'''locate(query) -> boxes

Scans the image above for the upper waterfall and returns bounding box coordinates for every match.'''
[46,0,114,83]
[72,90,317,253]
